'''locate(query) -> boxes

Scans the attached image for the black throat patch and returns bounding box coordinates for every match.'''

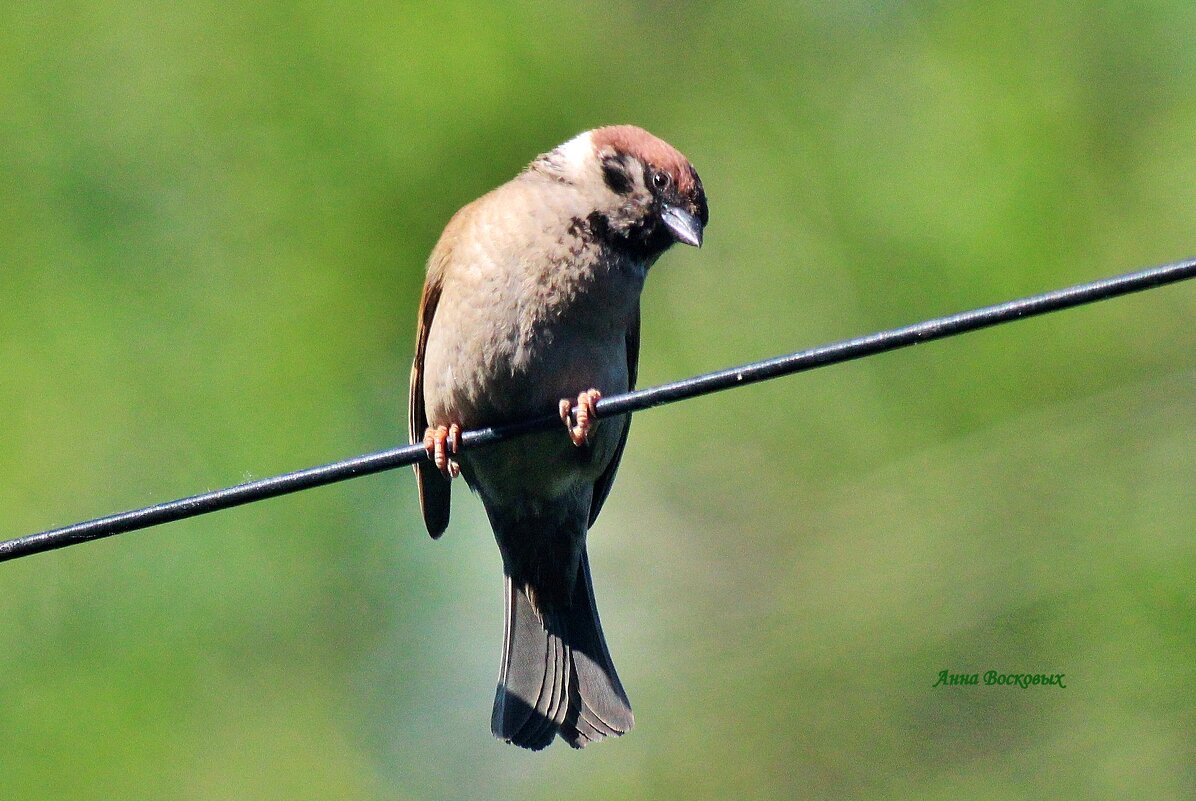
[572,210,674,264]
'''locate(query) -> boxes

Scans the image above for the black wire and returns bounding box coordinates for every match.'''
[3,255,1195,563]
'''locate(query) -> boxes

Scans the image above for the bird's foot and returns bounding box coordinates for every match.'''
[423,424,462,479]
[559,389,602,447]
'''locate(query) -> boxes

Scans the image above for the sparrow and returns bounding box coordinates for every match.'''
[408,125,708,750]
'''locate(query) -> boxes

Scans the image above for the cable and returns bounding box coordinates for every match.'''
[3,255,1195,563]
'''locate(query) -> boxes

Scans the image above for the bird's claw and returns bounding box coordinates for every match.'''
[559,389,602,447]
[423,424,461,479]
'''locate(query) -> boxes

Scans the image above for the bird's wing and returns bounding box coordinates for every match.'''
[588,307,639,527]
[409,256,452,538]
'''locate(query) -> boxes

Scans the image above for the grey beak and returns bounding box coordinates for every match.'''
[660,205,704,248]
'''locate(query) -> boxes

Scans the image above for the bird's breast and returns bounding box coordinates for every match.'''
[421,245,643,431]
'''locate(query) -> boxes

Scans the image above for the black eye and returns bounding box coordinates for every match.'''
[651,170,671,191]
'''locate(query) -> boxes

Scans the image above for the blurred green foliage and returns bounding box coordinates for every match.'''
[2,2,1195,799]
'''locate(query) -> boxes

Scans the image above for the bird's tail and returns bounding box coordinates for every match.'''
[491,549,634,750]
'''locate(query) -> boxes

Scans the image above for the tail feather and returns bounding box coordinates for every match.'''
[492,550,633,750]
[559,551,634,747]
[491,576,569,750]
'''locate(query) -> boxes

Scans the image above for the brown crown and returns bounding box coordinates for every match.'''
[590,125,699,194]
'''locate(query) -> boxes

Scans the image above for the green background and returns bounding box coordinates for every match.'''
[3,2,1194,798]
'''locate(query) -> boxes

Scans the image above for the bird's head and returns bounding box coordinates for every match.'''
[536,125,708,260]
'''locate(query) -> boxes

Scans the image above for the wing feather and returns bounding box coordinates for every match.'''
[409,258,452,538]
[587,307,639,527]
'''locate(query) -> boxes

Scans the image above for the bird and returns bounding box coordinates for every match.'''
[408,125,708,750]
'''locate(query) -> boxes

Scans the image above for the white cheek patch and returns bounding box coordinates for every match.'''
[630,165,647,191]
[553,130,594,181]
